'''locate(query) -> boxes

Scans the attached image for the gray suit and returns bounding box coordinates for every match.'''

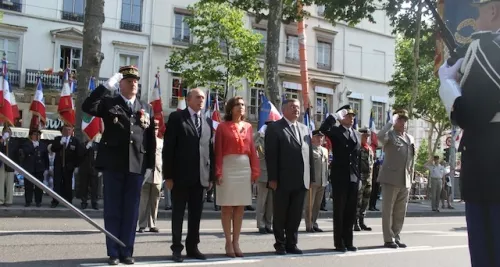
[377,122,415,243]
[254,131,273,230]
[265,118,314,249]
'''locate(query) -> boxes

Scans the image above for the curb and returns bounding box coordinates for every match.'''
[0,207,466,219]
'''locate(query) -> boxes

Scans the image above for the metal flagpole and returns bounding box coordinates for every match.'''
[0,151,126,247]
[449,125,458,201]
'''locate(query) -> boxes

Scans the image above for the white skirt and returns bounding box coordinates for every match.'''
[216,154,252,206]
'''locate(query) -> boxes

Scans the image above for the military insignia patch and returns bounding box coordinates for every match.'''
[113,117,118,124]
[138,109,150,129]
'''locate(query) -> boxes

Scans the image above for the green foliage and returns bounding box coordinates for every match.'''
[415,139,429,173]
[165,2,263,96]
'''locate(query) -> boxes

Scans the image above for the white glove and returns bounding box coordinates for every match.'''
[98,172,103,177]
[144,169,152,179]
[104,73,123,91]
[74,167,79,174]
[60,136,66,145]
[86,141,93,149]
[3,132,9,140]
[334,109,348,120]
[391,114,399,125]
[438,58,464,83]
[33,141,39,147]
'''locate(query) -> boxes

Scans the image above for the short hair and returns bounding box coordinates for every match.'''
[187,88,202,99]
[223,96,246,122]
[281,98,299,111]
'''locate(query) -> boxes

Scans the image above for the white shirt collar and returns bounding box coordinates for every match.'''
[284,117,297,127]
[120,94,136,106]
[188,107,201,118]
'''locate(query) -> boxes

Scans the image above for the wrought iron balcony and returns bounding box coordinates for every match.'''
[61,11,84,23]
[25,69,108,90]
[120,21,142,32]
[0,1,22,12]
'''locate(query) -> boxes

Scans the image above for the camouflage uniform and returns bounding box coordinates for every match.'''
[355,143,374,231]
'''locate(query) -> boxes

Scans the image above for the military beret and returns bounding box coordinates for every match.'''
[336,104,356,115]
[312,130,324,136]
[119,65,140,80]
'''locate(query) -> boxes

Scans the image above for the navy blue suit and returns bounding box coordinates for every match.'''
[82,85,156,258]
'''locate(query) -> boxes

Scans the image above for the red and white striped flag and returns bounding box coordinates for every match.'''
[29,77,47,130]
[82,77,102,140]
[150,72,166,137]
[58,69,75,126]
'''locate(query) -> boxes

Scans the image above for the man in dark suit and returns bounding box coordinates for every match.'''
[20,128,49,207]
[163,88,214,262]
[82,65,156,265]
[51,125,82,207]
[265,98,314,255]
[77,140,99,210]
[319,104,361,252]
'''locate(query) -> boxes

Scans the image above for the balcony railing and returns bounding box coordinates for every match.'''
[61,11,84,23]
[25,69,107,90]
[0,1,22,12]
[3,70,21,87]
[120,21,142,32]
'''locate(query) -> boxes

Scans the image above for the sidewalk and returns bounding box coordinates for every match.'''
[0,195,466,219]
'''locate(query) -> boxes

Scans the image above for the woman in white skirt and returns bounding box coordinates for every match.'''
[215,96,260,258]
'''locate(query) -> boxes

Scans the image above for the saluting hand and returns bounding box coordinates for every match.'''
[104,73,123,91]
[392,114,399,125]
[334,109,349,120]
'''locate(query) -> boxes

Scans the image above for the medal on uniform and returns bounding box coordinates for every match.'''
[113,117,118,124]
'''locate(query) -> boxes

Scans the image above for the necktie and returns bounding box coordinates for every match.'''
[194,113,201,136]
[128,101,133,113]
[292,124,299,141]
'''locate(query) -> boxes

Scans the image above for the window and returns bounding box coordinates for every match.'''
[121,0,142,32]
[60,46,82,71]
[0,37,19,70]
[119,54,139,68]
[315,93,331,123]
[317,5,325,16]
[170,77,188,108]
[284,89,299,100]
[348,98,362,128]
[174,13,191,44]
[317,41,332,70]
[253,28,267,54]
[249,84,264,121]
[0,0,21,12]
[286,35,299,62]
[62,0,85,22]
[372,102,386,130]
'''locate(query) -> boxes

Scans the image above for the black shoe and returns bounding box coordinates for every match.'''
[4,203,11,207]
[214,206,221,211]
[359,219,372,231]
[395,241,407,248]
[265,227,273,234]
[346,246,358,252]
[187,248,206,260]
[313,226,323,232]
[306,228,314,233]
[165,206,172,210]
[137,228,145,233]
[50,202,58,208]
[353,223,361,231]
[172,252,183,262]
[92,203,99,210]
[107,257,119,265]
[149,227,160,233]
[207,197,213,203]
[245,205,255,211]
[320,207,328,211]
[81,203,88,209]
[275,247,286,255]
[334,247,347,252]
[258,228,267,234]
[368,207,376,211]
[36,203,42,207]
[384,242,398,249]
[24,203,31,207]
[286,246,303,254]
[120,257,134,265]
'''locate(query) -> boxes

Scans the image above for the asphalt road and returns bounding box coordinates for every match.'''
[0,216,470,267]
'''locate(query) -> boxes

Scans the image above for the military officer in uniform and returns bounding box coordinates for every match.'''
[21,129,49,207]
[254,121,274,234]
[319,104,361,252]
[82,65,156,265]
[354,127,374,231]
[78,139,100,210]
[438,1,500,265]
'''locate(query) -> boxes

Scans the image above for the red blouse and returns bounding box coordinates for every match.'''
[215,121,260,181]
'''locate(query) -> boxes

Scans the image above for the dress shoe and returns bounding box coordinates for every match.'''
[137,228,145,233]
[50,202,58,208]
[107,257,119,265]
[265,227,273,234]
[258,228,267,234]
[286,246,303,254]
[92,203,99,210]
[165,206,172,210]
[306,228,314,233]
[275,247,286,255]
[359,219,372,231]
[334,247,347,252]
[120,257,134,265]
[384,242,398,249]
[320,207,328,211]
[36,203,42,208]
[353,223,361,231]
[346,246,358,252]
[245,205,255,211]
[81,203,88,209]
[149,227,160,233]
[172,252,184,262]
[395,240,407,248]
[24,203,31,207]
[214,206,221,211]
[186,248,206,260]
[313,226,323,232]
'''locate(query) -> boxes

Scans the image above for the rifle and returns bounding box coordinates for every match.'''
[424,0,468,65]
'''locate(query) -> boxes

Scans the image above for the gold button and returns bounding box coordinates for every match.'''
[130,140,133,144]
[131,123,133,125]
[130,131,133,134]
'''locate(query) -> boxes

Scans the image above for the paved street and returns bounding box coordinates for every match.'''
[0,216,470,267]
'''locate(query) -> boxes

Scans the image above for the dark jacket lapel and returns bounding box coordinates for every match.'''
[182,108,197,136]
[280,119,301,146]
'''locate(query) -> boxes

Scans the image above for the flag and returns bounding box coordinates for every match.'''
[353,117,357,130]
[82,77,102,140]
[258,93,282,131]
[322,102,332,151]
[0,76,13,126]
[58,69,75,126]
[211,92,221,130]
[9,85,19,120]
[176,79,186,111]
[386,109,391,123]
[369,109,379,149]
[204,89,211,118]
[149,72,166,138]
[0,55,6,106]
[29,77,46,130]
[303,107,315,134]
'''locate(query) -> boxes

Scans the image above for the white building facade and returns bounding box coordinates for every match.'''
[0,0,395,130]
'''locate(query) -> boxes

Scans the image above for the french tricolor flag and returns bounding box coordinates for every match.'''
[58,69,75,126]
[0,75,13,125]
[149,73,166,137]
[211,92,221,130]
[258,93,281,131]
[29,77,47,129]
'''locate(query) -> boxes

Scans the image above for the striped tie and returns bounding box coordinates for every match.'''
[194,113,201,136]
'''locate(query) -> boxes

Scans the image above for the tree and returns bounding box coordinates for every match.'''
[415,139,429,173]
[388,35,451,156]
[74,0,105,141]
[165,2,262,99]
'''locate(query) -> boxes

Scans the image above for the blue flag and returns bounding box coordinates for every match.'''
[444,0,478,46]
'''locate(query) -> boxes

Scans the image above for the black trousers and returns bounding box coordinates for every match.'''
[170,183,204,253]
[53,169,74,204]
[332,181,358,248]
[25,172,44,204]
[273,187,306,249]
[369,182,380,209]
[78,172,98,204]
